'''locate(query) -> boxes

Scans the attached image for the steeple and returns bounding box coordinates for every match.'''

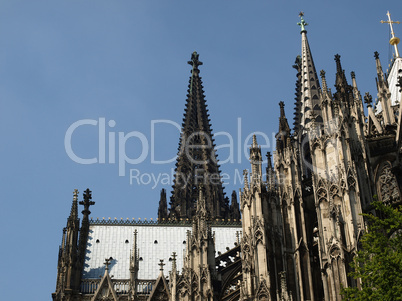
[169,52,229,220]
[297,13,322,130]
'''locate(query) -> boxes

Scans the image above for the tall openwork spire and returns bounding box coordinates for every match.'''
[296,13,322,131]
[168,52,229,220]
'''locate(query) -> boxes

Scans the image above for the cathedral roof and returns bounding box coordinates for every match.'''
[82,222,241,280]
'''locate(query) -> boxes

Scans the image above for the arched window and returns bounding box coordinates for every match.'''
[377,162,400,205]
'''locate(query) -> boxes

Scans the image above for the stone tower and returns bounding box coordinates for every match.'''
[158,51,240,221]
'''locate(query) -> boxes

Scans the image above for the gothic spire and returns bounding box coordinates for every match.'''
[297,14,322,130]
[169,52,229,220]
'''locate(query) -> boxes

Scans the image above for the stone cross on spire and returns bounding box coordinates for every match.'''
[188,51,203,70]
[80,188,95,216]
[297,12,308,33]
[171,252,177,271]
[158,259,165,272]
[381,11,400,57]
[104,257,113,271]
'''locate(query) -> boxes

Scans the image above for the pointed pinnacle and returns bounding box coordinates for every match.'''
[334,54,342,74]
[70,189,79,219]
[266,152,272,168]
[252,134,258,148]
[279,101,286,117]
[243,169,249,189]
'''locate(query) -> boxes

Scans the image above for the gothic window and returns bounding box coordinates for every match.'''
[378,162,400,205]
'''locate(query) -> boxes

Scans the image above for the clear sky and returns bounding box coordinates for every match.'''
[0,0,401,299]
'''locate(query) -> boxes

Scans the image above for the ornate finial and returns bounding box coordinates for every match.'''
[187,51,203,70]
[297,12,308,33]
[80,188,95,216]
[320,70,326,78]
[381,11,400,57]
[104,257,113,270]
[73,189,78,201]
[158,259,165,272]
[364,92,373,107]
[374,51,380,59]
[334,54,343,75]
[351,71,355,79]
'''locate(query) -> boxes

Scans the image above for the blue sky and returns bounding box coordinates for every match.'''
[0,0,401,299]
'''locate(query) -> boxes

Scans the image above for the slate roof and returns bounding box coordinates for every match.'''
[82,223,241,280]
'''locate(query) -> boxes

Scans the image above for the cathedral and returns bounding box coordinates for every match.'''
[53,13,402,301]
